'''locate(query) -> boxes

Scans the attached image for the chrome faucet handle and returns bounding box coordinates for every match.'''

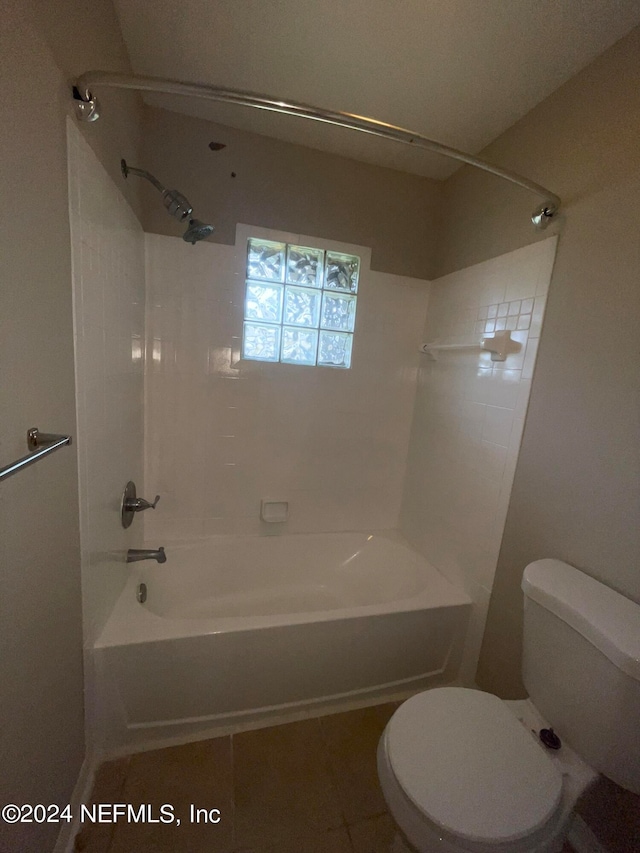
[121,481,160,529]
[131,494,160,511]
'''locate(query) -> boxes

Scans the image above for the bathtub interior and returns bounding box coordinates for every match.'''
[135,532,453,620]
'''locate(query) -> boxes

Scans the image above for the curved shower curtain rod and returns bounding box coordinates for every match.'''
[73,70,560,229]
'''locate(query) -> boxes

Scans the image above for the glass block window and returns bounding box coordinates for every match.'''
[242,239,359,368]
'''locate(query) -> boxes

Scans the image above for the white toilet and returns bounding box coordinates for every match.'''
[378,559,640,853]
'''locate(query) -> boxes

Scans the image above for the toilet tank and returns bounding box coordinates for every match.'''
[521,559,640,794]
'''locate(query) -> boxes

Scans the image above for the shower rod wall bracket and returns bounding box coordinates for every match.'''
[72,71,561,226]
[531,204,558,230]
[72,86,100,122]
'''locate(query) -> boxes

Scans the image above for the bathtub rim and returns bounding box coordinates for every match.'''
[96,529,471,649]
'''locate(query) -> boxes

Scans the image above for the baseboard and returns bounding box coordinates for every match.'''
[567,813,610,853]
[52,754,97,853]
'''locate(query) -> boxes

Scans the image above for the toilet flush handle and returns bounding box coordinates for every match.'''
[539,728,562,750]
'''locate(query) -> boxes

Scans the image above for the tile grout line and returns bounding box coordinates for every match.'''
[229,732,236,853]
[315,715,351,831]
[105,761,130,853]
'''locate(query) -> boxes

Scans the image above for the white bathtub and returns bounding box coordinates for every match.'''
[95,532,470,752]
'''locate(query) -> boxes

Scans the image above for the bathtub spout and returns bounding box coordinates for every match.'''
[126,547,166,564]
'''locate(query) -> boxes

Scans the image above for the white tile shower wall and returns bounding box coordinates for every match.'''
[400,237,558,684]
[144,227,429,541]
[67,120,145,645]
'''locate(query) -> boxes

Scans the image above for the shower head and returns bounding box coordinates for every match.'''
[183,218,215,245]
[121,160,213,240]
[162,189,193,222]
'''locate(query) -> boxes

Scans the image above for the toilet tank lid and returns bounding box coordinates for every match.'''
[522,559,640,682]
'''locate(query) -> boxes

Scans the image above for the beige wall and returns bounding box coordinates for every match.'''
[35,0,144,219]
[435,28,640,851]
[435,22,640,691]
[1,8,84,853]
[141,106,440,279]
[0,1,142,851]
[435,25,640,280]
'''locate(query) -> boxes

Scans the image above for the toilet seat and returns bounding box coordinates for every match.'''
[383,688,563,850]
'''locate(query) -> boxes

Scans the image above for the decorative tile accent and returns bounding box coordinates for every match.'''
[484,299,535,339]
[318,331,352,368]
[242,322,281,361]
[286,245,324,288]
[284,285,321,327]
[321,293,357,332]
[281,327,319,365]
[245,281,284,324]
[324,252,360,294]
[247,238,286,282]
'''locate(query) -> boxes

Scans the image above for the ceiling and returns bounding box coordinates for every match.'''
[113,0,640,179]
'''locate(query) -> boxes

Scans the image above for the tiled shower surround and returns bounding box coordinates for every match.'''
[144,227,430,540]
[400,237,558,681]
[67,121,146,645]
[67,130,556,694]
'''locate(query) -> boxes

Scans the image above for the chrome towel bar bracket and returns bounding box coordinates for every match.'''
[0,428,72,483]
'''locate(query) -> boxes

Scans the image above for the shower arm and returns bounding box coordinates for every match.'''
[120,157,196,224]
[121,161,166,194]
[73,70,561,228]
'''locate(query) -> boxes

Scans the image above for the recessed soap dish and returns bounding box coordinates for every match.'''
[261,500,289,523]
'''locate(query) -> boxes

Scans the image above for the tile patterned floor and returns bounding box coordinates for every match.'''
[74,703,400,853]
[75,701,579,853]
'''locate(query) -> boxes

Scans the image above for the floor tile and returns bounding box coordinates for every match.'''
[233,718,343,848]
[320,703,399,824]
[108,737,233,852]
[576,775,640,853]
[74,757,130,853]
[349,813,396,853]
[234,825,353,852]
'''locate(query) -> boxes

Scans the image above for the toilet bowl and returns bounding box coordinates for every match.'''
[377,560,640,853]
[378,688,594,853]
